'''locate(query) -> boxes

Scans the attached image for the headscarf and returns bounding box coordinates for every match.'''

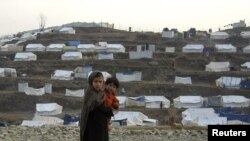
[80,71,105,141]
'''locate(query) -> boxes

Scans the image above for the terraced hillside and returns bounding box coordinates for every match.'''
[1,27,250,125]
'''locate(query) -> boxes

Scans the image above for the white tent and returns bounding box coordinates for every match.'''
[222,95,250,107]
[36,103,63,116]
[111,111,148,126]
[21,32,36,40]
[174,76,192,84]
[210,32,229,40]
[126,96,145,107]
[162,31,174,38]
[143,119,158,126]
[116,71,142,82]
[205,62,230,72]
[26,44,46,52]
[174,96,203,108]
[98,53,114,60]
[240,31,250,38]
[65,89,84,97]
[106,44,125,53]
[0,68,17,77]
[241,62,250,71]
[0,44,23,52]
[51,70,73,80]
[216,77,242,89]
[243,45,250,53]
[144,96,170,109]
[59,27,75,34]
[117,96,127,108]
[21,120,46,127]
[61,52,82,60]
[129,51,153,59]
[14,52,37,61]
[165,47,175,53]
[182,108,227,126]
[95,46,106,52]
[182,44,204,53]
[215,44,237,53]
[46,44,65,52]
[33,114,64,125]
[24,86,45,96]
[98,42,107,47]
[77,44,96,52]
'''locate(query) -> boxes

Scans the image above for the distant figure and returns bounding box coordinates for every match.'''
[121,88,125,95]
[160,102,163,109]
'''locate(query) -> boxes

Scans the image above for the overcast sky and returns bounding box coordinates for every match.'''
[0,0,249,36]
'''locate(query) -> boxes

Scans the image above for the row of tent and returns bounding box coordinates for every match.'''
[5,43,250,54]
[18,82,84,97]
[51,70,142,82]
[12,51,153,61]
[21,102,158,127]
[162,31,250,39]
[0,27,75,46]
[175,76,250,89]
[205,61,249,72]
[124,95,250,109]
[211,31,250,39]
[19,95,250,127]
[3,67,250,90]
[182,107,250,126]
[166,44,250,53]
[183,44,242,53]
[0,43,125,53]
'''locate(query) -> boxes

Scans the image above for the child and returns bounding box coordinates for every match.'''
[104,77,120,131]
[80,71,113,141]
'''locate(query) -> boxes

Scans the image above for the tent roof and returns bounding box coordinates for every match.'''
[183,44,204,49]
[179,96,203,103]
[15,52,36,59]
[211,32,229,36]
[62,52,82,56]
[222,95,249,103]
[144,96,169,102]
[206,62,230,68]
[106,44,125,49]
[26,44,45,48]
[215,44,236,49]
[36,103,61,112]
[59,27,74,32]
[47,44,65,48]
[241,62,250,68]
[78,44,95,49]
[54,70,73,77]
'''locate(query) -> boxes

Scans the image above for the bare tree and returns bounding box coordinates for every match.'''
[39,13,46,31]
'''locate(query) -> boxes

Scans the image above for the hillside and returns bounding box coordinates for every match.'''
[0,27,250,125]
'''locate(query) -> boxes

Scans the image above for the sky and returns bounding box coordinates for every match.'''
[0,0,250,36]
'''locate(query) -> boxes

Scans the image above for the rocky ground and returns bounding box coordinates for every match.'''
[0,125,207,141]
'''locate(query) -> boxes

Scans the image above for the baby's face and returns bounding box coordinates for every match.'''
[106,83,117,93]
[92,76,104,91]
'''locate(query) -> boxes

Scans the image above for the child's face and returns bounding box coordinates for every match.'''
[106,83,117,93]
[92,76,104,91]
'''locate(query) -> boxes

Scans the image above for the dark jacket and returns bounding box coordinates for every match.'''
[83,103,113,141]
